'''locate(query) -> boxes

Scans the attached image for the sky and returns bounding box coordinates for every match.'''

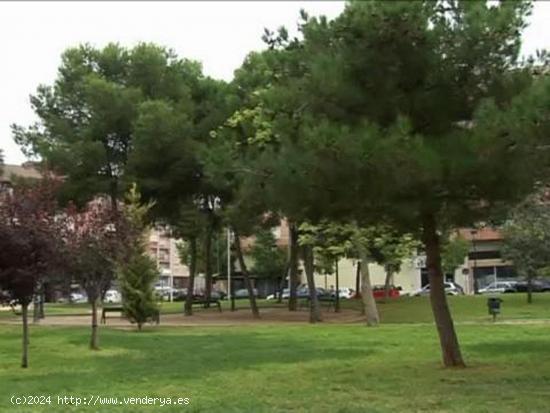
[1,1,548,165]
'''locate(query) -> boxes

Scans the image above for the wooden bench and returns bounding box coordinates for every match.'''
[101,306,160,325]
[101,306,124,324]
[189,297,222,312]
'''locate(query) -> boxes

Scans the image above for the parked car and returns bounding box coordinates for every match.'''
[211,290,227,300]
[155,286,180,301]
[329,288,354,299]
[234,288,259,299]
[479,281,517,294]
[372,285,401,299]
[70,292,87,303]
[411,282,464,297]
[104,289,121,304]
[172,288,188,301]
[277,287,327,299]
[514,279,550,293]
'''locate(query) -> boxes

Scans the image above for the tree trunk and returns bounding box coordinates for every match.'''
[422,212,465,368]
[383,267,393,301]
[335,259,340,313]
[233,229,260,319]
[288,222,299,311]
[355,261,361,298]
[184,238,197,316]
[204,226,213,306]
[303,245,321,323]
[21,302,29,368]
[33,293,40,324]
[278,262,290,304]
[109,178,118,215]
[357,252,379,326]
[90,299,99,350]
[39,290,45,319]
[527,276,533,304]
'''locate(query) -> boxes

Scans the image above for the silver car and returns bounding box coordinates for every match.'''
[412,282,464,296]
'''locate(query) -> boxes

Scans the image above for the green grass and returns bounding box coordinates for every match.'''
[1,323,550,412]
[5,293,548,323]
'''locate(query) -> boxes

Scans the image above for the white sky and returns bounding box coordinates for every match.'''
[1,1,548,165]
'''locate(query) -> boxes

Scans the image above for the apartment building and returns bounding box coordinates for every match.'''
[147,227,189,289]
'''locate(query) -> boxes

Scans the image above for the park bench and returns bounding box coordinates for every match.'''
[101,306,160,325]
[189,297,222,312]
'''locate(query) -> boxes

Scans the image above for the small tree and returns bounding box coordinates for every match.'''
[0,180,64,367]
[250,229,287,287]
[118,253,159,330]
[502,194,550,303]
[66,199,129,350]
[118,185,159,330]
[441,235,470,280]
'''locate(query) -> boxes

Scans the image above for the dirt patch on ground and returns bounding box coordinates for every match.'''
[0,307,367,327]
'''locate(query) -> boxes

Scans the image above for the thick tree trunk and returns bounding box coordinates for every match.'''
[233,229,260,319]
[288,222,299,311]
[21,302,29,368]
[204,226,213,306]
[184,238,197,316]
[357,252,379,326]
[527,276,533,304]
[383,267,393,301]
[422,213,465,368]
[303,245,321,323]
[90,299,99,350]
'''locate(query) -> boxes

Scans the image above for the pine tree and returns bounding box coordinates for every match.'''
[119,252,159,331]
[118,184,159,330]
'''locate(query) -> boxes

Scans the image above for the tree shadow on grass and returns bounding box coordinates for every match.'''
[466,339,549,357]
[8,327,377,389]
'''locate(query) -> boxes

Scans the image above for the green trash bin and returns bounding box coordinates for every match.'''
[487,297,503,321]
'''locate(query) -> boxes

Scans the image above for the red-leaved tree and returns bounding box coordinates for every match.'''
[0,180,65,367]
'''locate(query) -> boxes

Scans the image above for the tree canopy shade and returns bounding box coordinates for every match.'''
[250,0,550,367]
[12,43,202,209]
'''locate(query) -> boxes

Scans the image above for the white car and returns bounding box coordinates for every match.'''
[334,288,354,299]
[479,281,517,294]
[70,292,87,303]
[411,282,464,296]
[104,290,121,304]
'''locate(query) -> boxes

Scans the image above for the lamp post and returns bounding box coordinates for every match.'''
[335,258,340,313]
[227,227,232,306]
[471,229,478,294]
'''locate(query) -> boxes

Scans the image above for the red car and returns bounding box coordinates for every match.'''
[372,285,401,299]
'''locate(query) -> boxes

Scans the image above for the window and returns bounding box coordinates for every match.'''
[468,251,501,260]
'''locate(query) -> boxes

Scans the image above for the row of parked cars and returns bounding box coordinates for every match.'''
[478,279,550,294]
[409,279,550,296]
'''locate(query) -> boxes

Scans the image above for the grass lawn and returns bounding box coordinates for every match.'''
[7,292,546,323]
[1,323,550,413]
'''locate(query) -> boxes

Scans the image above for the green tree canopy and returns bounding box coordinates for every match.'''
[13,43,201,208]
[252,0,549,367]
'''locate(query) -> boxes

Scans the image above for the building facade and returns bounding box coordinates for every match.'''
[147,227,190,289]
